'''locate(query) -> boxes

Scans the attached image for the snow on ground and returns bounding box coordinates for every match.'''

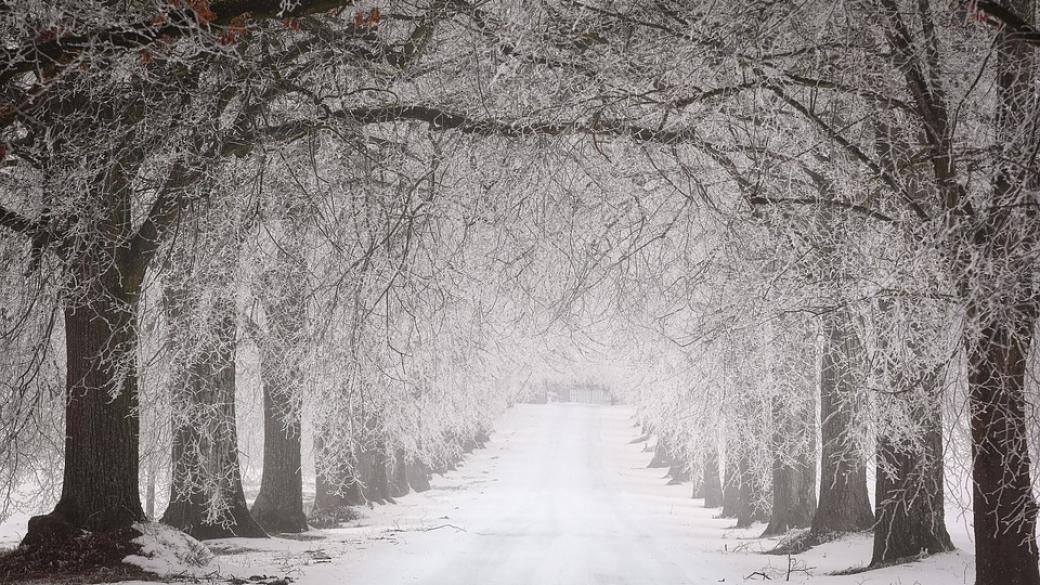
[0,512,31,552]
[3,404,979,584]
[123,522,214,578]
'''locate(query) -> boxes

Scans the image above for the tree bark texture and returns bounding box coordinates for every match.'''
[812,309,873,535]
[702,447,724,508]
[251,254,309,533]
[721,441,741,519]
[869,299,951,564]
[161,291,265,540]
[966,311,1039,584]
[964,1,1040,582]
[763,394,816,537]
[311,434,365,526]
[23,218,148,546]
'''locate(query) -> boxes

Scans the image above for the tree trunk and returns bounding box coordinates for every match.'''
[966,314,1039,585]
[250,373,308,532]
[964,3,1040,583]
[721,442,741,518]
[690,466,704,499]
[702,447,724,508]
[763,394,816,537]
[23,294,145,546]
[735,452,768,528]
[869,299,951,564]
[310,434,365,527]
[811,309,873,535]
[360,445,393,504]
[648,439,673,469]
[145,465,156,520]
[251,250,309,534]
[161,293,265,540]
[406,459,432,492]
[389,449,410,499]
[667,459,691,485]
[871,422,951,564]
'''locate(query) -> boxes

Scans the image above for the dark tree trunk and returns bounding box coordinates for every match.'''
[250,374,307,532]
[310,435,365,527]
[690,469,704,499]
[24,301,145,545]
[312,469,364,526]
[313,465,365,511]
[360,445,393,504]
[870,300,951,564]
[161,293,265,540]
[871,423,952,564]
[648,439,673,469]
[23,263,146,546]
[406,459,432,492]
[763,394,816,537]
[17,85,161,550]
[735,452,768,529]
[316,458,367,507]
[721,442,741,518]
[251,249,308,534]
[871,0,1040,577]
[966,314,1039,585]
[389,449,410,499]
[702,448,724,508]
[667,459,691,485]
[811,309,873,535]
[964,3,1040,583]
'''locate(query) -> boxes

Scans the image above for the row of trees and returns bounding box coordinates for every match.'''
[2,2,1040,585]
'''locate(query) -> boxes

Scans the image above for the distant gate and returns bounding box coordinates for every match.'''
[551,382,614,405]
[518,381,616,405]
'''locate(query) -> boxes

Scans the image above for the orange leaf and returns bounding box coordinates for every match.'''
[188,0,216,25]
[368,7,381,26]
[36,28,58,44]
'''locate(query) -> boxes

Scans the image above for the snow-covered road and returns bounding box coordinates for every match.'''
[302,403,974,585]
[336,403,696,585]
[82,403,976,585]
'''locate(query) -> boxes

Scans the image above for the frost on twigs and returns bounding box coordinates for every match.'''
[123,521,215,578]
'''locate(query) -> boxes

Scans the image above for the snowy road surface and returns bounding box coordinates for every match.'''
[28,403,975,585]
[289,404,973,585]
[338,403,697,584]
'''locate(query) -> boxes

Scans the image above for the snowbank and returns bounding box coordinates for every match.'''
[123,522,215,578]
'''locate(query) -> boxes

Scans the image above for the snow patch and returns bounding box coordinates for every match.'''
[122,522,215,578]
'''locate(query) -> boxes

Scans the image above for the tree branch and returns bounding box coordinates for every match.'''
[748,195,894,223]
[243,103,720,147]
[0,0,362,88]
[125,161,206,288]
[0,205,38,237]
[766,83,931,221]
[971,1,1040,48]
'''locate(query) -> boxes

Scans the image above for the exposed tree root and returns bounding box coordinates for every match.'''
[0,526,156,584]
[308,505,362,529]
[765,528,867,556]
